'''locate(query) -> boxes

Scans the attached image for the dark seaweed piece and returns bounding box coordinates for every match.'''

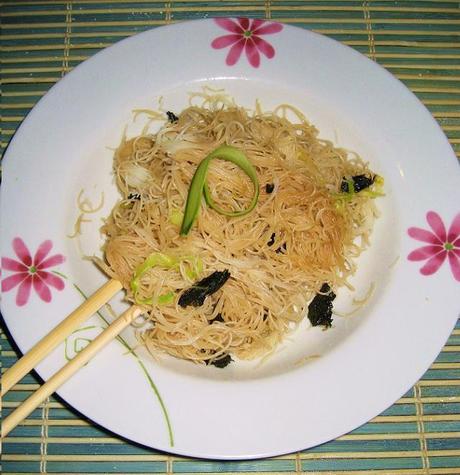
[206,353,233,368]
[276,242,287,254]
[127,192,141,200]
[178,270,231,308]
[307,283,336,328]
[267,233,286,253]
[209,313,224,324]
[340,174,375,193]
[265,183,275,194]
[166,111,179,123]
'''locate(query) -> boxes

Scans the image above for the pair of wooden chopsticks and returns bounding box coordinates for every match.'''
[1,279,143,438]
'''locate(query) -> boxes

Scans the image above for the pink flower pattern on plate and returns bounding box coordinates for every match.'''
[211,18,283,68]
[407,211,460,282]
[1,237,66,306]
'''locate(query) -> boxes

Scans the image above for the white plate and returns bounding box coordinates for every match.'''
[1,19,459,459]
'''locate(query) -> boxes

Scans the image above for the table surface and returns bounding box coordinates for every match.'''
[1,1,459,474]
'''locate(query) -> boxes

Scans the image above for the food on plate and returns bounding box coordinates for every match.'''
[97,96,383,367]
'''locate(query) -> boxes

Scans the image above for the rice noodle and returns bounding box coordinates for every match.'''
[99,96,379,364]
[68,189,104,238]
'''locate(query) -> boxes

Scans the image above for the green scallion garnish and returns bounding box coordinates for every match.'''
[130,252,202,305]
[180,145,259,236]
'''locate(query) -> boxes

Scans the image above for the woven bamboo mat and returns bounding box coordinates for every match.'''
[1,1,459,473]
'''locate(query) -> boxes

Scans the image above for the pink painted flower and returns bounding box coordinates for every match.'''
[408,211,460,281]
[1,237,66,306]
[211,18,283,68]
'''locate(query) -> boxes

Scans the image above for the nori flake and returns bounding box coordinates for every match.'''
[166,111,179,123]
[340,175,375,193]
[206,353,233,368]
[267,233,287,253]
[127,192,141,200]
[276,242,287,254]
[178,270,231,308]
[265,183,275,193]
[209,313,224,324]
[307,283,336,328]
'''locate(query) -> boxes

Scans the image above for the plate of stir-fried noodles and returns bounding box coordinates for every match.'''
[1,19,459,458]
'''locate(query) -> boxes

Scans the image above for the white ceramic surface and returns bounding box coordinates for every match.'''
[1,19,459,459]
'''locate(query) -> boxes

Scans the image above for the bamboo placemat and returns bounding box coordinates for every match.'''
[1,1,459,473]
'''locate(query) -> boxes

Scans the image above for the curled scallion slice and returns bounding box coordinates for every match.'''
[130,252,176,305]
[130,252,202,305]
[180,145,259,236]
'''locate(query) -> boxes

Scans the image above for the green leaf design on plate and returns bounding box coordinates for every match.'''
[72,283,174,447]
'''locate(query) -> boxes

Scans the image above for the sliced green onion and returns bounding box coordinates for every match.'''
[333,174,385,205]
[346,178,355,195]
[130,252,202,305]
[180,145,259,236]
[203,148,259,217]
[169,209,184,226]
[157,291,175,305]
[332,192,354,203]
[367,175,385,197]
[130,252,176,305]
[183,256,203,280]
[359,190,385,199]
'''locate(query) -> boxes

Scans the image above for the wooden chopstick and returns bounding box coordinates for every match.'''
[1,305,143,438]
[1,278,123,397]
